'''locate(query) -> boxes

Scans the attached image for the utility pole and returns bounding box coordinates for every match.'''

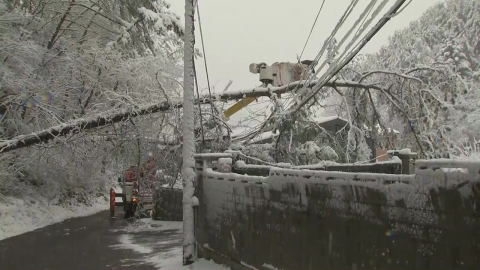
[182,0,196,265]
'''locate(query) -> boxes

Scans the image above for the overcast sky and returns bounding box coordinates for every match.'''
[166,0,443,134]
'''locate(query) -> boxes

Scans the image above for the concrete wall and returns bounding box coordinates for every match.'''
[196,160,480,270]
[152,187,183,221]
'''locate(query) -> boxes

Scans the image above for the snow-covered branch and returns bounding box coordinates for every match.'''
[0,102,174,153]
[211,79,385,101]
[0,79,396,153]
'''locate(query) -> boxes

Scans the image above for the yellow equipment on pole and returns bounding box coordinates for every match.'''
[221,61,312,121]
[222,97,257,120]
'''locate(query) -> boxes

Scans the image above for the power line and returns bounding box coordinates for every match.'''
[289,0,375,109]
[285,0,361,109]
[193,56,205,145]
[298,0,327,61]
[196,1,224,143]
[286,0,386,110]
[196,1,215,117]
[290,0,410,114]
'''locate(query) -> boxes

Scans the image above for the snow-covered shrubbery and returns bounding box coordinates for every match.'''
[297,141,339,165]
[451,140,480,161]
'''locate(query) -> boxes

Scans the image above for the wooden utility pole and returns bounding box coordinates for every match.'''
[182,0,196,265]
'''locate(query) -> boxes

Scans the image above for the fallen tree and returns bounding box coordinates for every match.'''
[0,102,175,153]
[0,79,382,153]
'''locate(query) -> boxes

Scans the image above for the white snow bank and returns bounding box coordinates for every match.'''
[0,195,107,240]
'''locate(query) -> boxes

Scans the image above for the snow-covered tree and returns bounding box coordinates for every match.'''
[317,0,479,159]
[0,0,184,202]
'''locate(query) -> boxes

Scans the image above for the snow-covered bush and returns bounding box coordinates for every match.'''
[297,141,339,164]
[240,143,276,165]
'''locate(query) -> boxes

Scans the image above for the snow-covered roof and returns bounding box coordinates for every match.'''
[317,115,348,124]
[318,115,400,134]
[250,131,279,143]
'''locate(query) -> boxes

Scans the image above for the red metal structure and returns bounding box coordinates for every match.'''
[110,158,157,219]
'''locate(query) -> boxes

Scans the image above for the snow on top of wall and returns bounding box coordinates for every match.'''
[204,168,267,183]
[292,161,338,169]
[218,158,232,164]
[290,158,401,169]
[415,158,480,167]
[233,160,272,170]
[194,153,232,160]
[268,167,413,185]
[399,148,417,155]
[377,156,402,164]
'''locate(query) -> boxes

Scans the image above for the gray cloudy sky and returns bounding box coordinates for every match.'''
[167,0,442,133]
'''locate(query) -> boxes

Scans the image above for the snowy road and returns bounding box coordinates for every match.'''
[0,210,228,270]
[0,211,176,270]
[0,210,174,269]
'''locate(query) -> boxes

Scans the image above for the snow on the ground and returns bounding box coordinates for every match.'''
[0,195,107,240]
[115,234,154,254]
[110,218,230,269]
[147,246,230,270]
[109,217,183,233]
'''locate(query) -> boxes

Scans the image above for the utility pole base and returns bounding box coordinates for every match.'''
[183,245,195,265]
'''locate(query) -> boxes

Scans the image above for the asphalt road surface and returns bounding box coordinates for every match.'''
[0,211,182,270]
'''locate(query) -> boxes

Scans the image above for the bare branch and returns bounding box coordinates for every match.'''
[360,70,424,84]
